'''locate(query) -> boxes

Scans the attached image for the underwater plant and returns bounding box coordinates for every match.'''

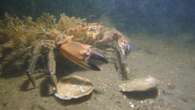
[0,13,84,73]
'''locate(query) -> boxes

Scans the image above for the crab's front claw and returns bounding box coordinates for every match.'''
[59,41,107,71]
[86,50,108,70]
[88,51,108,63]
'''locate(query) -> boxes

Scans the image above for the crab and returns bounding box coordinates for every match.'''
[0,14,131,93]
[27,24,131,92]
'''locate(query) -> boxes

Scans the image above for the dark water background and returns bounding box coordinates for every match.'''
[0,0,195,35]
[0,1,195,110]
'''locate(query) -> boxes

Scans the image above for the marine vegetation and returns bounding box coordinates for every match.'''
[0,13,131,93]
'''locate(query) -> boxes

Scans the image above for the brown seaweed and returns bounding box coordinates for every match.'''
[0,13,85,73]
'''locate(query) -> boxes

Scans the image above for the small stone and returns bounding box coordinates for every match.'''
[148,100,154,104]
[129,101,135,108]
[161,89,173,96]
[140,100,144,104]
[167,82,176,90]
[180,97,189,103]
[123,95,127,99]
[130,104,135,108]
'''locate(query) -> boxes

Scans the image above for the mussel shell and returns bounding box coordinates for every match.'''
[119,76,158,92]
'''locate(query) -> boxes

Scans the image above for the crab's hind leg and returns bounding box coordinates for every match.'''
[47,46,57,94]
[27,43,42,88]
[112,34,131,80]
[113,42,129,80]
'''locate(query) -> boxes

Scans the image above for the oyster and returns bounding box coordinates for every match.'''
[54,75,94,100]
[119,76,158,92]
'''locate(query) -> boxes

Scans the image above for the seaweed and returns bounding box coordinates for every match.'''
[0,13,85,74]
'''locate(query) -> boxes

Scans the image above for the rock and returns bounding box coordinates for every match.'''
[119,76,158,92]
[167,82,176,90]
[128,101,135,108]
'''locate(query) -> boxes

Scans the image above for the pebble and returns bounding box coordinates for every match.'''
[167,82,176,90]
[128,101,135,108]
[140,100,144,104]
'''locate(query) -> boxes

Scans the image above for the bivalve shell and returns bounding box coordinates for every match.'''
[55,75,94,100]
[119,76,158,92]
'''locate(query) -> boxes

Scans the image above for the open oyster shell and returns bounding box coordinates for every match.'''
[54,75,94,100]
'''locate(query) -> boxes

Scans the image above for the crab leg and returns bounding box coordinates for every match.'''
[112,34,130,80]
[27,44,41,88]
[47,47,57,93]
[114,41,129,80]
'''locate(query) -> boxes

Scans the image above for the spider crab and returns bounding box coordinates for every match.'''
[27,21,131,93]
[0,14,130,94]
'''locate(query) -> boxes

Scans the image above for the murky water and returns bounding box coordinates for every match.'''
[0,0,195,110]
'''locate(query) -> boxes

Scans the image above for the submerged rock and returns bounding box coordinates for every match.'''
[119,76,158,92]
[55,75,94,100]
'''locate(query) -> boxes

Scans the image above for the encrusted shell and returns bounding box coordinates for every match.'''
[119,76,158,92]
[55,75,94,100]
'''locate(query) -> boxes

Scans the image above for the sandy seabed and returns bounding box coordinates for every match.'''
[0,33,195,110]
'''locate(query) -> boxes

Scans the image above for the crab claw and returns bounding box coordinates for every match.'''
[59,40,107,71]
[88,51,108,63]
[86,51,108,70]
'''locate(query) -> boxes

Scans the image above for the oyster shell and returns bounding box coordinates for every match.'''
[119,76,158,92]
[54,75,94,100]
